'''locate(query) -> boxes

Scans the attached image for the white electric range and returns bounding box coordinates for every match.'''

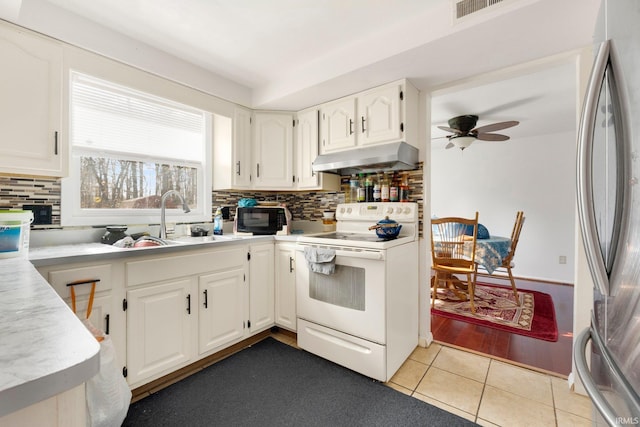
[295,202,419,382]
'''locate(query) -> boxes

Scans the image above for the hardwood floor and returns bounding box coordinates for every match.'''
[430,275,574,376]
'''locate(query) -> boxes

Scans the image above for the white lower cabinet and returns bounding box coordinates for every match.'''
[124,243,264,387]
[126,278,196,386]
[37,241,281,390]
[248,242,275,332]
[198,267,245,354]
[37,261,125,371]
[275,242,297,331]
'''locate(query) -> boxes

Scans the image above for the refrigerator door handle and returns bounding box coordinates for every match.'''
[576,326,640,425]
[575,327,618,426]
[577,40,613,296]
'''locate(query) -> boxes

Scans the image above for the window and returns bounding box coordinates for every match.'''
[62,72,211,226]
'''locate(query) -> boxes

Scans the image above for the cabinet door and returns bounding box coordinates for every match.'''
[249,243,275,332]
[0,22,64,176]
[233,106,253,188]
[296,109,320,189]
[126,279,195,385]
[275,243,297,331]
[320,97,357,153]
[253,112,294,189]
[357,83,402,146]
[198,268,245,355]
[42,263,125,368]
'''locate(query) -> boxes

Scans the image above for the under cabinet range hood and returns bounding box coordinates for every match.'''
[312,142,418,175]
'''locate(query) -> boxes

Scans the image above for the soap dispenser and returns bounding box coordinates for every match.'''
[213,207,223,235]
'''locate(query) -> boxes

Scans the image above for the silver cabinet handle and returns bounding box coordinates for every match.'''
[236,161,241,176]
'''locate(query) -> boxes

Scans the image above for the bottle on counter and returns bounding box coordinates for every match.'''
[373,173,381,202]
[349,174,359,204]
[341,177,351,203]
[364,174,374,202]
[213,207,223,235]
[381,173,390,202]
[357,173,366,202]
[399,173,410,202]
[389,172,399,202]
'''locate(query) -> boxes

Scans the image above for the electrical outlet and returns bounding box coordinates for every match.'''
[559,255,567,264]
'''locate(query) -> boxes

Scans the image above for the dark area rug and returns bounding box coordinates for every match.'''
[432,282,558,342]
[123,337,477,426]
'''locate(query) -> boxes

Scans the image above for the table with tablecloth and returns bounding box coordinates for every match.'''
[466,236,511,274]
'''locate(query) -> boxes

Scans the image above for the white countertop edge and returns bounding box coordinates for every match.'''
[0,350,99,418]
[0,260,100,417]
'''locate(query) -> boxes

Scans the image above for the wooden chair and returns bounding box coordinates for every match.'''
[475,211,525,305]
[431,212,479,313]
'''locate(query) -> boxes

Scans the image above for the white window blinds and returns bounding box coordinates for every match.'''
[70,72,205,163]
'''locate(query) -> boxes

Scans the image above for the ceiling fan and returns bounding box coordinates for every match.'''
[437,115,519,150]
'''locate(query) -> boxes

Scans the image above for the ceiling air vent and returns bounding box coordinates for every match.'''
[455,0,504,19]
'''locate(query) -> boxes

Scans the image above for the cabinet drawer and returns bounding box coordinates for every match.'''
[46,264,112,298]
[126,246,246,287]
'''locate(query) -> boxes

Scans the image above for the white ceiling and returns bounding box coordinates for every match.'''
[4,0,603,139]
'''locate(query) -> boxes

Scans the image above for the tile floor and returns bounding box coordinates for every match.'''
[272,332,593,426]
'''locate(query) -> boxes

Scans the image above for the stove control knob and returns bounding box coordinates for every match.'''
[403,207,411,214]
[345,207,352,214]
[386,207,394,215]
[395,207,403,214]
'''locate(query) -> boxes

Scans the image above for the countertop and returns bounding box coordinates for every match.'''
[0,258,100,417]
[1,228,318,417]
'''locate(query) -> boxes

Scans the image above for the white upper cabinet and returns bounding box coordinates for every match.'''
[319,97,357,153]
[232,107,253,188]
[0,22,65,176]
[212,107,252,190]
[358,83,402,146]
[295,109,340,191]
[319,79,417,154]
[253,112,294,189]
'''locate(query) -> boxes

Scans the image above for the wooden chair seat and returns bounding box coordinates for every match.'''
[431,213,479,313]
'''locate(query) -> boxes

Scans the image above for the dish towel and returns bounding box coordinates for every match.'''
[304,247,336,275]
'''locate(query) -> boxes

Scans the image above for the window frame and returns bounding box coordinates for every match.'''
[61,71,212,227]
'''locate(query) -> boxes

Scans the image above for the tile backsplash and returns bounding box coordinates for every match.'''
[0,164,423,230]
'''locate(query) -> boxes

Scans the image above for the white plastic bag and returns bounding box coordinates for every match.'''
[85,328,131,427]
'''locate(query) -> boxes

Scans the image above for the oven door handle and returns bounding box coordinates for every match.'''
[297,246,384,261]
[334,250,384,260]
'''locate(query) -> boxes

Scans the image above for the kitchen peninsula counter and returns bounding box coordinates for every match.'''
[0,226,321,418]
[0,258,100,418]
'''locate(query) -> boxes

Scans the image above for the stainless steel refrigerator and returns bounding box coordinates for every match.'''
[575,0,640,424]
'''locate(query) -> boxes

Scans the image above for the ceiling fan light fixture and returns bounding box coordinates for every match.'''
[451,135,476,150]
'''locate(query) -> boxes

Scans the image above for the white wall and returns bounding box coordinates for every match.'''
[430,130,577,283]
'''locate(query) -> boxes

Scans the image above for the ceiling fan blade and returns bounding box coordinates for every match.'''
[476,133,510,141]
[437,125,462,133]
[445,142,455,149]
[472,120,519,134]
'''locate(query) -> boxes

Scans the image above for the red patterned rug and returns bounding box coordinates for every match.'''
[431,282,558,342]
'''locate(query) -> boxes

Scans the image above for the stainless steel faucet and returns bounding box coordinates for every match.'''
[159,190,191,239]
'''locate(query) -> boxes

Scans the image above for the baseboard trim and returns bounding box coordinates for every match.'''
[474,271,573,287]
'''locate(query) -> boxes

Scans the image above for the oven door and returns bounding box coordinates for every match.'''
[295,243,386,344]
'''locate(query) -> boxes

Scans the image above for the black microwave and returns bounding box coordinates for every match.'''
[234,206,291,235]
